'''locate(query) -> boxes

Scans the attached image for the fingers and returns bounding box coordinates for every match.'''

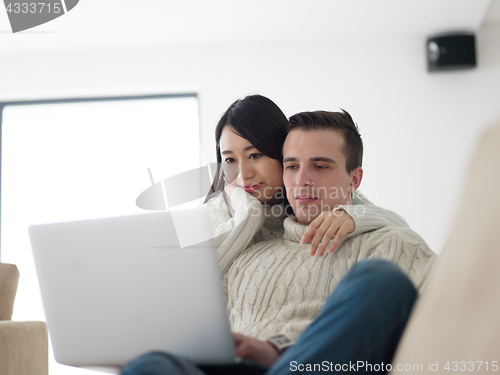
[233,334,275,365]
[235,341,252,359]
[233,333,253,359]
[300,215,324,245]
[232,332,245,345]
[305,210,355,257]
[310,220,340,257]
[316,224,341,257]
[327,226,350,253]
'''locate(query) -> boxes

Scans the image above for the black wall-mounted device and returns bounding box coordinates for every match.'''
[426,33,476,72]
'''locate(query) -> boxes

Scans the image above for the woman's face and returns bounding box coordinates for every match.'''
[219,126,284,205]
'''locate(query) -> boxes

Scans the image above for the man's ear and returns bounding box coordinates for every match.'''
[348,167,363,193]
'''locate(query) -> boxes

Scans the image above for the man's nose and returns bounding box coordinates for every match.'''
[295,167,313,187]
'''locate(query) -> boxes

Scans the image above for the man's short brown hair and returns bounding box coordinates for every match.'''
[286,110,363,173]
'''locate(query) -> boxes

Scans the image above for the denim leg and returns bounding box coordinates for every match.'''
[120,352,267,375]
[267,259,418,374]
[120,351,208,375]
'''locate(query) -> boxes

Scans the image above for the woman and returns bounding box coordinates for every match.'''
[204,94,409,273]
[205,94,290,273]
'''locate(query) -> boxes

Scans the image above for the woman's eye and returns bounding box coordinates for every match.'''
[224,158,235,164]
[249,153,262,160]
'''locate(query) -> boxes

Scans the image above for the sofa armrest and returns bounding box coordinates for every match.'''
[0,320,48,375]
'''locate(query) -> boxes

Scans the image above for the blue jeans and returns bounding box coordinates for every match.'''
[121,259,417,375]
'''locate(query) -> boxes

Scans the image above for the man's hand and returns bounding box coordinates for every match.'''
[232,333,280,366]
[301,209,355,257]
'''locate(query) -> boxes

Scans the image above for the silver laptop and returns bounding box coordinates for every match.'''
[29,209,236,368]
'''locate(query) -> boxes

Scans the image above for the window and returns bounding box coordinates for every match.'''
[0,94,201,374]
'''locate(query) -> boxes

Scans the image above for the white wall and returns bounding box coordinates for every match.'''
[2,25,500,253]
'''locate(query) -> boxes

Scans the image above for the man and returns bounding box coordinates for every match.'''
[226,110,435,364]
[121,110,436,375]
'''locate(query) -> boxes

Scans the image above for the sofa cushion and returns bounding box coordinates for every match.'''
[0,262,20,321]
[392,123,500,371]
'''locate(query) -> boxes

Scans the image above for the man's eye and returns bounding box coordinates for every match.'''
[249,153,262,160]
[315,165,328,170]
[285,165,296,170]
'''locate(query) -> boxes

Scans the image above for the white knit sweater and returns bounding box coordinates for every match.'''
[206,188,411,274]
[225,217,436,342]
[205,188,436,342]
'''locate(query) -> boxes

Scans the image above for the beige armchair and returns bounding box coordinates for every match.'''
[0,262,48,375]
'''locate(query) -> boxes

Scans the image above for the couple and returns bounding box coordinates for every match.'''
[122,95,436,374]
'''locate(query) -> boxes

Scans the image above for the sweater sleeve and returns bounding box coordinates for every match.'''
[273,228,436,342]
[279,322,313,344]
[352,190,374,205]
[337,190,409,239]
[205,188,266,273]
[359,226,437,289]
[337,204,409,238]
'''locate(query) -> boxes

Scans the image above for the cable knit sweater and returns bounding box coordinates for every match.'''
[226,217,436,343]
[207,188,411,274]
[205,187,436,343]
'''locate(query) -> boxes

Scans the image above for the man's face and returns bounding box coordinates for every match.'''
[283,129,363,225]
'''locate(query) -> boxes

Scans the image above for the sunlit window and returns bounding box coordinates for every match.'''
[0,94,201,374]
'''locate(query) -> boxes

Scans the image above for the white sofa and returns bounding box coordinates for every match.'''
[392,123,500,373]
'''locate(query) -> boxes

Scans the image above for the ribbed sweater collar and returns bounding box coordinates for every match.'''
[283,216,308,243]
[263,202,287,228]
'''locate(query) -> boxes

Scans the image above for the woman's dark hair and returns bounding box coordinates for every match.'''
[205,94,288,203]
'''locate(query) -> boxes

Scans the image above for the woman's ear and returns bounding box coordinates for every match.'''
[348,167,363,193]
